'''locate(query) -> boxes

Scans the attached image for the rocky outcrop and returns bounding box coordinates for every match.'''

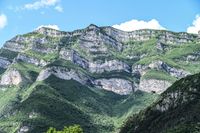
[94,78,134,95]
[156,42,168,52]
[28,112,39,119]
[104,26,173,44]
[158,32,194,44]
[36,66,92,85]
[0,57,11,69]
[35,27,69,37]
[60,49,130,73]
[133,60,190,78]
[3,41,26,52]
[103,27,156,42]
[3,33,59,54]
[89,60,130,73]
[103,27,197,44]
[29,37,59,54]
[18,126,29,133]
[78,25,123,52]
[3,35,32,52]
[148,61,190,78]
[17,54,48,67]
[31,44,58,54]
[34,25,198,46]
[182,51,200,62]
[0,68,22,85]
[59,49,89,69]
[139,79,171,94]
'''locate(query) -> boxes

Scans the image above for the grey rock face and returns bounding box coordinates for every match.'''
[158,32,193,44]
[103,27,154,42]
[78,26,123,52]
[133,60,190,78]
[103,27,197,44]
[60,48,130,73]
[29,112,39,119]
[94,78,134,95]
[3,35,31,52]
[149,61,190,78]
[36,66,92,85]
[36,65,133,95]
[183,51,200,62]
[132,61,190,93]
[0,68,22,85]
[35,27,69,37]
[17,54,48,67]
[30,38,59,54]
[3,33,59,54]
[139,79,171,94]
[31,45,58,54]
[59,49,89,69]
[89,60,130,73]
[3,41,26,52]
[18,126,29,133]
[132,64,148,76]
[156,42,167,52]
[0,57,11,69]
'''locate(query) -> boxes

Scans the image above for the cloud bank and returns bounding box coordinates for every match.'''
[0,14,7,29]
[113,19,166,31]
[187,15,200,34]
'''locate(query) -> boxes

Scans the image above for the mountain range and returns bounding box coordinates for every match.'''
[0,24,200,133]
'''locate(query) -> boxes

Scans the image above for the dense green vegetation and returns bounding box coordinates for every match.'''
[0,74,157,133]
[0,68,6,75]
[24,49,59,62]
[120,73,200,133]
[0,48,18,60]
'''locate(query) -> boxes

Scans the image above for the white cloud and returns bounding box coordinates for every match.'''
[0,14,7,29]
[36,24,60,30]
[9,0,63,12]
[24,0,60,10]
[113,19,166,31]
[187,15,200,34]
[54,5,63,12]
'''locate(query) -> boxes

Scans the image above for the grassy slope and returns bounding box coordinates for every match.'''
[0,75,157,133]
[142,70,177,83]
[123,40,200,80]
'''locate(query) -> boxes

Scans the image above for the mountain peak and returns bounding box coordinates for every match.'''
[87,24,99,29]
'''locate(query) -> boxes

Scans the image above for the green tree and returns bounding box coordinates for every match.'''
[63,125,83,133]
[46,125,83,133]
[46,127,57,133]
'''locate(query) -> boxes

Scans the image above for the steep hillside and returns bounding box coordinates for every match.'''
[120,73,200,133]
[0,24,200,132]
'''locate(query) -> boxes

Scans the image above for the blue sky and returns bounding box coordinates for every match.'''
[0,0,200,46]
